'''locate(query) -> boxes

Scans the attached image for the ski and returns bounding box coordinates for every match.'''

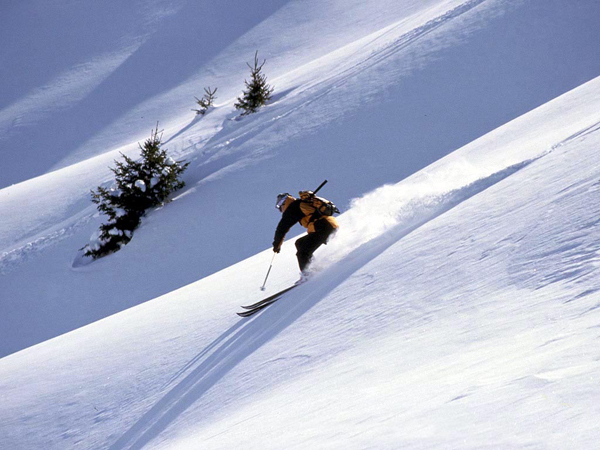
[237,284,301,318]
[241,284,298,310]
[237,296,283,317]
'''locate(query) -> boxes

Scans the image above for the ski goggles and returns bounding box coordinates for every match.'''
[276,193,290,210]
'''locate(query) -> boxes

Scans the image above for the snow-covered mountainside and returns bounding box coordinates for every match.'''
[1,0,600,448]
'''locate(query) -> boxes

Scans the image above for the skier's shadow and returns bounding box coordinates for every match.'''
[107,284,327,450]
[109,225,400,450]
[109,228,405,450]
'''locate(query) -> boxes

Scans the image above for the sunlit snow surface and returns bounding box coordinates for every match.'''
[1,0,600,449]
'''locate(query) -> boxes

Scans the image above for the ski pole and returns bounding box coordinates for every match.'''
[260,253,276,291]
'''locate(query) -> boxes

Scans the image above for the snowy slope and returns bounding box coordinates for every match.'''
[1,77,600,450]
[2,0,600,358]
[1,0,600,448]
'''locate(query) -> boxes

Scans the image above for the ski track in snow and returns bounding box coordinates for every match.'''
[0,210,95,275]
[551,119,600,150]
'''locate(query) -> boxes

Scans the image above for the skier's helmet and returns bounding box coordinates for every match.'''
[276,193,290,211]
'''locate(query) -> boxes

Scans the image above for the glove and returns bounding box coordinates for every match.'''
[273,240,282,253]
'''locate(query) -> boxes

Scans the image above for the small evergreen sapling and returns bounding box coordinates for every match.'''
[192,87,217,115]
[83,125,189,259]
[234,51,274,116]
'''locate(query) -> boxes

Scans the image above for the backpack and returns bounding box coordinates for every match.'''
[298,190,340,217]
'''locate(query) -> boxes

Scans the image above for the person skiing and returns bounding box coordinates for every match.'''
[272,189,339,278]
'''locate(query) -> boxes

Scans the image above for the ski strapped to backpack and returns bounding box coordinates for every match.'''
[298,180,340,218]
[298,190,339,217]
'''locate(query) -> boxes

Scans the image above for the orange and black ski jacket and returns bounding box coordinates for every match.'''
[273,198,338,250]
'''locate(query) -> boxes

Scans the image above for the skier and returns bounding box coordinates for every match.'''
[272,190,339,279]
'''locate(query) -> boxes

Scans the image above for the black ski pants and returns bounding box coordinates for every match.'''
[295,219,336,272]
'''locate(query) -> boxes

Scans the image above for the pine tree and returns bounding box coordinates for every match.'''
[83,125,189,259]
[192,87,217,115]
[234,51,274,115]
